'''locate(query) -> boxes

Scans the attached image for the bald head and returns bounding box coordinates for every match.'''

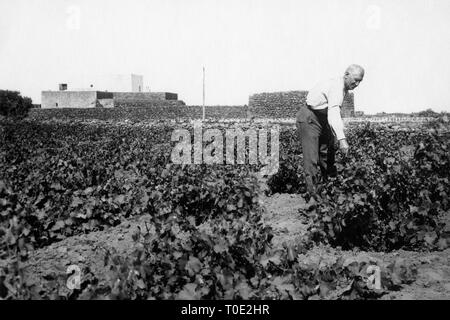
[346,64,365,77]
[344,64,365,90]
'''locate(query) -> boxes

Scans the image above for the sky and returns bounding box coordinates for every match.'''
[0,0,449,113]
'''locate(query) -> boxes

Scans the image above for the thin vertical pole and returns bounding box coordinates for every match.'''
[202,66,205,121]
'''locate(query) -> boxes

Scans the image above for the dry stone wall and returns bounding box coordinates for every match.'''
[112,92,185,108]
[248,91,354,118]
[114,100,186,108]
[191,106,248,120]
[112,92,179,101]
[29,106,201,122]
[29,105,247,122]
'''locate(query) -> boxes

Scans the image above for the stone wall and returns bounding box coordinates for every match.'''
[29,105,248,121]
[114,100,186,108]
[165,93,178,100]
[97,91,115,99]
[190,106,248,119]
[29,106,201,121]
[248,91,354,118]
[112,92,179,102]
[342,94,354,117]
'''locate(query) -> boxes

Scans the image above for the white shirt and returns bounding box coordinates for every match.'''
[306,77,348,141]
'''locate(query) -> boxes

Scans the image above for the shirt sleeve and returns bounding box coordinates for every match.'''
[327,105,346,140]
[326,80,346,140]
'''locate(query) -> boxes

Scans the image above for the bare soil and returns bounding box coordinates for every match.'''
[263,193,450,300]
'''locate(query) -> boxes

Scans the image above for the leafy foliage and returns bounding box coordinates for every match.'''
[0,90,33,120]
[99,167,276,300]
[267,128,305,194]
[297,124,450,251]
[0,119,446,300]
[0,120,175,257]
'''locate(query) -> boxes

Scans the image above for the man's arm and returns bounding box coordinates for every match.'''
[327,105,345,141]
[326,80,349,154]
[327,105,349,154]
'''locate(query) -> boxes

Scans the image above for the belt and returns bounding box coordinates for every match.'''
[307,105,328,116]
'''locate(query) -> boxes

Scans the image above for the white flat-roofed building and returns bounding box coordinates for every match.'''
[64,74,144,92]
[41,91,114,109]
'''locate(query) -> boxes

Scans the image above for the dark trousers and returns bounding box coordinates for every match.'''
[296,106,337,195]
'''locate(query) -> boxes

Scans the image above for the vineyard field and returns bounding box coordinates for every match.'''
[0,117,449,300]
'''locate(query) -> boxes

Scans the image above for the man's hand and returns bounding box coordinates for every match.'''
[339,139,349,156]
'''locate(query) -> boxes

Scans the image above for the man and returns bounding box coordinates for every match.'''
[296,64,365,196]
